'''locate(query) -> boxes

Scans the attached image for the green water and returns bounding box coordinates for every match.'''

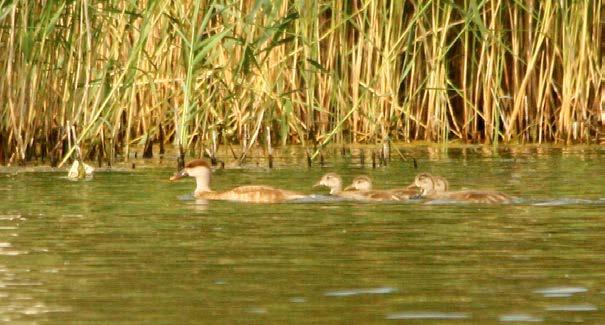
[1,146,604,323]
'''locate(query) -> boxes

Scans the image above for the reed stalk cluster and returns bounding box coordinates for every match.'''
[0,0,602,165]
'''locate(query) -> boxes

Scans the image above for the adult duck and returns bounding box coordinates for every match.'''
[170,159,305,203]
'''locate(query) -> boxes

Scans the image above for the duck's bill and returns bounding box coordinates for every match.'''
[169,171,188,181]
[312,181,324,188]
[343,185,355,191]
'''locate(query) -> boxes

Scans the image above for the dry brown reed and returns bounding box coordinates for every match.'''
[0,0,602,165]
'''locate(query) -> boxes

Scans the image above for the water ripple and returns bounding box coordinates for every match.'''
[532,198,604,206]
[545,304,597,312]
[246,307,267,314]
[0,250,25,256]
[385,311,470,320]
[324,287,397,297]
[0,215,23,221]
[533,286,587,297]
[499,314,543,322]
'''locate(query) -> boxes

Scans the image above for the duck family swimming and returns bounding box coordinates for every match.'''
[315,172,512,203]
[170,159,513,204]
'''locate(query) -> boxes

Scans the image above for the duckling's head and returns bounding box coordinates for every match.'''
[414,172,436,196]
[313,173,343,195]
[344,175,372,191]
[170,159,212,193]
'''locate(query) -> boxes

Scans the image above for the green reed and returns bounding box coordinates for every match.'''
[0,0,602,165]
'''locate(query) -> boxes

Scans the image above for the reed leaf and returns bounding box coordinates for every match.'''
[0,0,601,165]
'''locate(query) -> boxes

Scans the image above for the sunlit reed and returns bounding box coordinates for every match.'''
[0,0,602,165]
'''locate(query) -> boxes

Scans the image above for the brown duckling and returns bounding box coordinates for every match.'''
[314,173,401,201]
[170,159,305,203]
[344,175,420,199]
[414,172,512,204]
[431,175,449,193]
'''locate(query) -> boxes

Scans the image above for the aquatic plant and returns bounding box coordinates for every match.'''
[0,0,602,165]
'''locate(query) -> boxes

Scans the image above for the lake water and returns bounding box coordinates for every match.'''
[1,146,604,323]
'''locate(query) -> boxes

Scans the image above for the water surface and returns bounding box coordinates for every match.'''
[1,146,604,323]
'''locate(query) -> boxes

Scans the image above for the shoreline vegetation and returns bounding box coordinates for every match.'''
[0,143,601,172]
[0,1,603,167]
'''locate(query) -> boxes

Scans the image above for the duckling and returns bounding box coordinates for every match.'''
[343,175,373,191]
[170,159,305,203]
[314,173,401,201]
[414,172,512,204]
[344,175,420,199]
[431,175,449,193]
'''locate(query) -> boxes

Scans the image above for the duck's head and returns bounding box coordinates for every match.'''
[170,159,212,180]
[414,172,436,196]
[170,159,212,193]
[313,173,343,195]
[344,175,372,191]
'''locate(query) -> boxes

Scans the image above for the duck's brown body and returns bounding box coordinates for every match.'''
[198,185,305,203]
[414,172,512,204]
[170,159,305,203]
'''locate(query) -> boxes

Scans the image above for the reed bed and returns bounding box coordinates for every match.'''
[0,0,602,166]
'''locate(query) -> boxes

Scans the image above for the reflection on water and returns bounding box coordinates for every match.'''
[534,286,588,297]
[324,287,398,297]
[545,304,598,312]
[385,311,471,320]
[0,146,604,322]
[499,313,544,322]
[0,215,72,322]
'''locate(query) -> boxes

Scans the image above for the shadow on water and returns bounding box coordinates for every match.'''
[0,146,604,322]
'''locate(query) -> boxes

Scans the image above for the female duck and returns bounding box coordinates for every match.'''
[414,173,512,204]
[170,159,305,203]
[344,175,420,199]
[314,173,401,201]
